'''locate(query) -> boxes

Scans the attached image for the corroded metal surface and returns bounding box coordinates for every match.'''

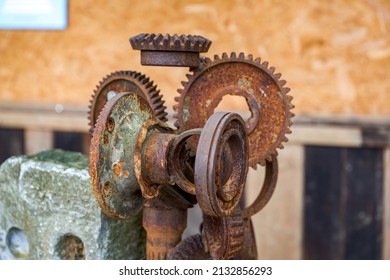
[242,155,278,218]
[195,112,248,217]
[174,52,294,167]
[143,198,187,260]
[167,128,202,195]
[130,33,212,67]
[90,92,155,219]
[203,208,245,260]
[239,219,258,260]
[89,33,293,260]
[167,234,210,260]
[133,120,174,199]
[88,71,167,133]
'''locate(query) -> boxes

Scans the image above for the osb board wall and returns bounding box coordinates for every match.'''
[0,0,389,116]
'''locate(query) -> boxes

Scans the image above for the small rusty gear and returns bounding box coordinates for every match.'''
[88,70,167,133]
[203,208,245,260]
[130,33,211,52]
[129,33,212,67]
[173,52,294,167]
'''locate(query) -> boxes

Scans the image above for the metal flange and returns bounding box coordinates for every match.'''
[90,92,160,219]
[195,112,249,217]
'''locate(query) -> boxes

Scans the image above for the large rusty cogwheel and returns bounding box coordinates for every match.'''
[88,70,168,133]
[173,52,294,167]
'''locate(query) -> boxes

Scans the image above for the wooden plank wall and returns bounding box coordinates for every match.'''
[385,149,390,260]
[304,147,383,259]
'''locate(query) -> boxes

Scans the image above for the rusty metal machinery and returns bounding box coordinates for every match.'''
[89,33,294,260]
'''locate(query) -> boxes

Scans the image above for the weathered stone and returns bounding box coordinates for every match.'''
[0,149,145,259]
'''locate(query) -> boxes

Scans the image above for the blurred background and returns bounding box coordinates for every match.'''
[0,0,389,259]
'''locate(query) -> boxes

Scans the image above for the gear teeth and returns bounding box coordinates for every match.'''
[173,35,181,48]
[130,33,211,53]
[193,39,201,50]
[204,57,212,64]
[173,52,293,168]
[174,120,181,129]
[279,80,287,87]
[150,88,159,97]
[88,70,168,132]
[151,95,161,103]
[203,210,244,260]
[152,33,163,47]
[183,37,191,49]
[273,73,282,79]
[146,81,154,89]
[154,106,167,115]
[185,74,192,80]
[162,34,169,47]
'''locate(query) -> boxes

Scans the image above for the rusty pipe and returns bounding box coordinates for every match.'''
[143,200,187,260]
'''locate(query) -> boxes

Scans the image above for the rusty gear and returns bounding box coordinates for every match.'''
[173,52,294,167]
[130,33,212,67]
[88,70,167,133]
[130,33,211,53]
[203,208,245,260]
[239,219,258,259]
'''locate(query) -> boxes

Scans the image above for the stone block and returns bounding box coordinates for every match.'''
[0,149,145,259]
